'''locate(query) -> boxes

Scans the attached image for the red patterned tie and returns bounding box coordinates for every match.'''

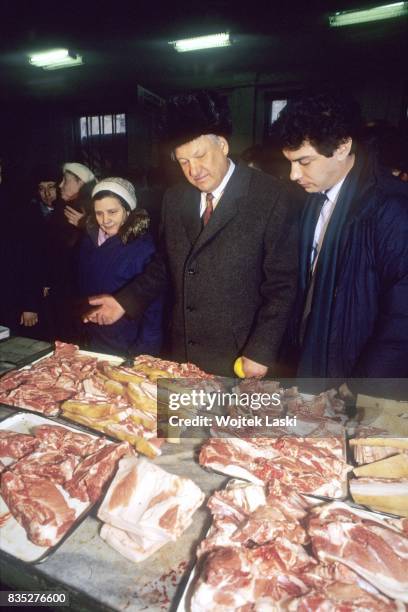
[202,192,214,227]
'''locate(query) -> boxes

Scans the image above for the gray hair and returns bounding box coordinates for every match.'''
[171,134,223,161]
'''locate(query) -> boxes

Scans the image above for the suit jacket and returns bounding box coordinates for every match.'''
[116,163,298,375]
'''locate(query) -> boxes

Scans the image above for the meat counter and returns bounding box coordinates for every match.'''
[0,404,227,611]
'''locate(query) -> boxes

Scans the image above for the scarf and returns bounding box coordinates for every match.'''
[293,146,376,376]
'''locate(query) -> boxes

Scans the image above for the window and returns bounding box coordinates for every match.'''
[75,113,127,177]
[79,113,126,139]
[270,99,287,124]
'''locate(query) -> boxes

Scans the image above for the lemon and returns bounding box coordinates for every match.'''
[234,357,246,378]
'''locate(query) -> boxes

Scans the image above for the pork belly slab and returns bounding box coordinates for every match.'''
[98,456,204,561]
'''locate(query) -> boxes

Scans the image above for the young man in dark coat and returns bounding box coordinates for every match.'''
[273,92,408,384]
[85,91,298,376]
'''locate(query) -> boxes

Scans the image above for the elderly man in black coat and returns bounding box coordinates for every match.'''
[85,92,298,376]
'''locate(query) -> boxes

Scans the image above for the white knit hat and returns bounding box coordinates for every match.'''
[92,177,137,211]
[63,162,95,184]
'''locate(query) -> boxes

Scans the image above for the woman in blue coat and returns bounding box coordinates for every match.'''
[79,177,162,357]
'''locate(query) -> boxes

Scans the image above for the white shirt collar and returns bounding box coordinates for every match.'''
[200,159,236,216]
[323,175,347,204]
[211,158,235,199]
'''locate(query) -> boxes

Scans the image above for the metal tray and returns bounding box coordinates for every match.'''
[0,349,124,417]
[0,411,113,563]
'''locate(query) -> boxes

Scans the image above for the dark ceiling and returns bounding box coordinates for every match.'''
[0,0,407,106]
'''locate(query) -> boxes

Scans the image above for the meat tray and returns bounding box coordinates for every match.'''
[0,411,114,563]
[175,487,407,610]
[0,348,123,417]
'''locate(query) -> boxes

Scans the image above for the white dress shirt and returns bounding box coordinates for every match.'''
[199,159,236,217]
[310,176,346,273]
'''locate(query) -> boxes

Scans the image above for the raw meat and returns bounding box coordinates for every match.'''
[65,441,132,502]
[0,431,39,459]
[12,450,80,484]
[308,501,408,602]
[0,471,76,547]
[98,456,204,561]
[199,437,351,497]
[34,424,109,456]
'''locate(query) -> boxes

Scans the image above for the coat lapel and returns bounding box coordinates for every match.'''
[192,164,251,253]
[180,186,202,246]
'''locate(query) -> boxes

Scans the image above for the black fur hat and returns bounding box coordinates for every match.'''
[165,90,232,148]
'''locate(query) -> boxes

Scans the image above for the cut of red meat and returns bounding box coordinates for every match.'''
[0,343,99,416]
[34,425,109,456]
[308,502,408,603]
[286,582,404,611]
[0,471,76,547]
[65,441,131,502]
[12,450,80,484]
[199,437,350,497]
[0,431,39,459]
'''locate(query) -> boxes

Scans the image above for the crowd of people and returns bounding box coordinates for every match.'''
[1,89,407,394]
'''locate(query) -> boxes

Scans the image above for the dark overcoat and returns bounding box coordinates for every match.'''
[117,163,298,375]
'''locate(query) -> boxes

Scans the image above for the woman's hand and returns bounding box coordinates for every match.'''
[20,312,38,327]
[64,205,84,227]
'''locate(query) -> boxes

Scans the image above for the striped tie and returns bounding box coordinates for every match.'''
[202,192,214,227]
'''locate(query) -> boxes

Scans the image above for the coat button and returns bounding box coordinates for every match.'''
[187,268,196,275]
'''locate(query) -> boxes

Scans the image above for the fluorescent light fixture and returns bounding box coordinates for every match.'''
[329,2,408,26]
[169,32,231,52]
[29,48,83,70]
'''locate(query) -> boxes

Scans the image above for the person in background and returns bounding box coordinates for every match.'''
[46,162,96,342]
[31,164,58,219]
[273,92,408,391]
[79,177,162,357]
[0,156,42,335]
[84,91,298,377]
[25,164,60,340]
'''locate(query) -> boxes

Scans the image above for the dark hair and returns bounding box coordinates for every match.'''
[272,92,362,157]
[166,90,232,148]
[90,189,149,244]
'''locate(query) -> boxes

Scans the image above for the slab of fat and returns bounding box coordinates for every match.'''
[354,453,408,478]
[350,478,408,517]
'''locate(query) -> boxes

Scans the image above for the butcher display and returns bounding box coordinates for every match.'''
[199,436,351,498]
[98,456,204,562]
[0,342,99,415]
[0,422,133,547]
[189,480,407,611]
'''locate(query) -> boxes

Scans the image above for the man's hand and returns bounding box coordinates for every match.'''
[20,312,38,327]
[83,295,125,325]
[64,205,84,227]
[241,356,268,378]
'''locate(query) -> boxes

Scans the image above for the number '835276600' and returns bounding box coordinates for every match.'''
[0,591,68,606]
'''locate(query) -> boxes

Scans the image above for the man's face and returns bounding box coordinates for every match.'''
[38,181,57,207]
[59,171,84,202]
[175,135,229,193]
[283,140,352,193]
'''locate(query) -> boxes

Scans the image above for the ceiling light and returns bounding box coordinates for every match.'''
[169,33,231,52]
[329,2,408,26]
[29,49,83,70]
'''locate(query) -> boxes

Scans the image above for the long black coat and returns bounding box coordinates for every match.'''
[117,163,298,375]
